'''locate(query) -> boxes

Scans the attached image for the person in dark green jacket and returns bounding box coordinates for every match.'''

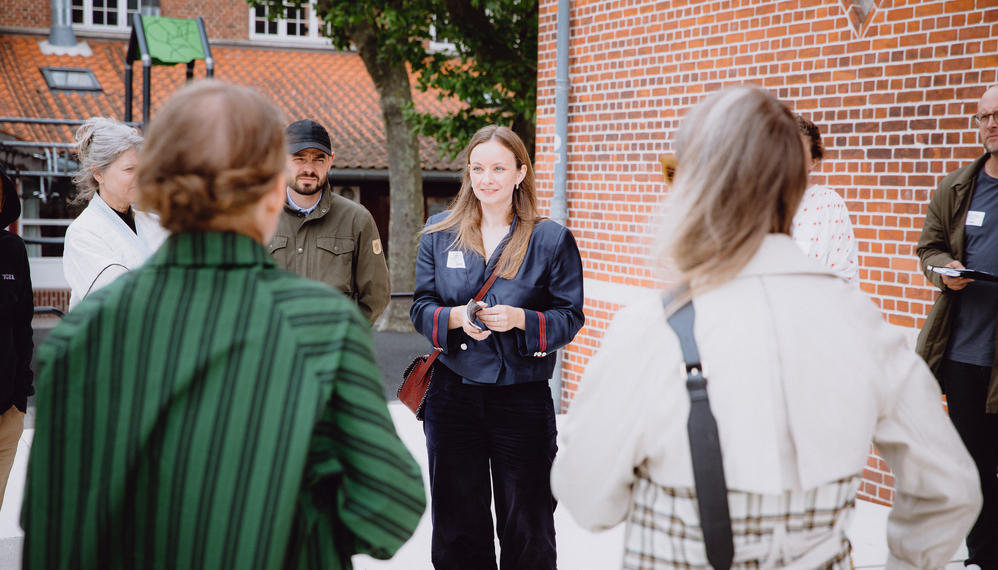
[915,84,998,570]
[268,120,390,325]
[22,80,425,570]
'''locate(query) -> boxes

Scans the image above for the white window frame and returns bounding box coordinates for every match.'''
[427,23,457,54]
[71,0,139,32]
[248,2,332,46]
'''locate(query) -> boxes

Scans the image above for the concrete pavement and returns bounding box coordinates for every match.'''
[0,402,968,569]
[4,325,969,568]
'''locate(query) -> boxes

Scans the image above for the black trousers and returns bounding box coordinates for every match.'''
[940,359,998,568]
[422,366,557,570]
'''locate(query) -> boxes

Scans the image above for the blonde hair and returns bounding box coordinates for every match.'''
[136,80,286,233]
[659,85,808,304]
[72,117,143,204]
[424,125,541,279]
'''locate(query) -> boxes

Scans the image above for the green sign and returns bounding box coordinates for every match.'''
[142,16,205,65]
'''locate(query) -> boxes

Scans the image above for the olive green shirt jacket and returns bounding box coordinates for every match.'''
[270,188,390,324]
[916,153,998,413]
[23,231,425,569]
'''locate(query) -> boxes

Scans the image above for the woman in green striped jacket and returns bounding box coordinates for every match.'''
[23,80,426,570]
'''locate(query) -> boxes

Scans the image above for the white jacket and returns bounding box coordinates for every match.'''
[552,234,981,569]
[64,193,168,310]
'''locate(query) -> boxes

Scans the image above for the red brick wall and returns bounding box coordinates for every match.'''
[1,0,51,28]
[536,0,998,505]
[163,0,249,40]
[33,289,70,315]
[1,0,249,40]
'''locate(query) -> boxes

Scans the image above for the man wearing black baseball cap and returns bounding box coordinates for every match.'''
[269,119,390,324]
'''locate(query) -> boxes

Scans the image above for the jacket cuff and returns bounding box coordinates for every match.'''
[518,310,549,358]
[432,306,452,351]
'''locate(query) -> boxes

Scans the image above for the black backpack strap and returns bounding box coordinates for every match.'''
[663,292,734,570]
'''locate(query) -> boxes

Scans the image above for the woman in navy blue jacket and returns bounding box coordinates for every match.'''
[411,125,584,569]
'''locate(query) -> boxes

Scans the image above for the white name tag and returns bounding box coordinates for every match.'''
[446,250,466,269]
[967,210,986,227]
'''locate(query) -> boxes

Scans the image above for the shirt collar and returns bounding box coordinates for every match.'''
[286,187,323,216]
[737,234,836,279]
[147,231,276,269]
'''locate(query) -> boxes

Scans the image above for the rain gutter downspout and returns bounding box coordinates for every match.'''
[550,0,570,413]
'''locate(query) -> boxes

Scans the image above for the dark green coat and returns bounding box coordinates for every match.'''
[269,187,390,324]
[23,231,425,569]
[916,153,998,413]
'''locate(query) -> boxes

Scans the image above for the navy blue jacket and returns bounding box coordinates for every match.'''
[0,164,33,412]
[411,213,585,386]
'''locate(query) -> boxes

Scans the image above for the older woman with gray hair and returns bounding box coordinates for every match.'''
[64,117,168,309]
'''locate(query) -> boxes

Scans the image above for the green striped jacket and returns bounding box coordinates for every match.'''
[23,231,425,569]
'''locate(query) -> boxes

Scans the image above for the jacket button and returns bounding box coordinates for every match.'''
[297,248,303,253]
[460,343,468,350]
[333,246,340,252]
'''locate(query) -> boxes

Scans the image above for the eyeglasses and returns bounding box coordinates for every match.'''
[973,112,998,126]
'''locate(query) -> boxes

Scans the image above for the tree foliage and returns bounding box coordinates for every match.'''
[250,0,538,157]
[408,0,539,158]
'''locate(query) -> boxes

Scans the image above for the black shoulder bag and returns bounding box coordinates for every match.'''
[663,294,734,570]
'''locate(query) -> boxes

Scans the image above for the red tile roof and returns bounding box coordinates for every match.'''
[0,33,463,171]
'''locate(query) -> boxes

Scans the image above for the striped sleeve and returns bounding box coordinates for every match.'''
[305,307,426,560]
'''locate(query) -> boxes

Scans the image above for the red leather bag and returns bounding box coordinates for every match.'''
[399,270,500,419]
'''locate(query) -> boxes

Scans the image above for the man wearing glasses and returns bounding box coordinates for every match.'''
[269,119,390,324]
[916,85,998,570]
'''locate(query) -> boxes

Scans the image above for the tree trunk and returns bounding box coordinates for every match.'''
[351,21,424,332]
[513,113,536,160]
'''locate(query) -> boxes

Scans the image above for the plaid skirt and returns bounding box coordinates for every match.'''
[623,471,860,569]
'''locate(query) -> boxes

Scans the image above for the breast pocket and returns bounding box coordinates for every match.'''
[315,236,355,295]
[269,235,289,253]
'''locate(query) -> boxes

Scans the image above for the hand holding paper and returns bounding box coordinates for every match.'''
[925,260,998,290]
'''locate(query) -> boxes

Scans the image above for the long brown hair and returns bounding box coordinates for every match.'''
[658,85,809,305]
[425,125,541,279]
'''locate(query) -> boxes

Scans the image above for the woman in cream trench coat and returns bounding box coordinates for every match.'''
[552,85,981,569]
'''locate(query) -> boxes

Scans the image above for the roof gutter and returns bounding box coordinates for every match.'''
[330,168,461,183]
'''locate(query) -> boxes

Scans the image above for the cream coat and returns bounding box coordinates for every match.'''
[64,193,168,310]
[552,234,981,569]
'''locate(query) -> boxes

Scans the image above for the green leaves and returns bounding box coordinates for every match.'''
[246,0,537,157]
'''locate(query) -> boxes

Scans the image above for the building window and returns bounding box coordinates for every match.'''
[250,2,331,44]
[40,67,103,91]
[71,0,140,30]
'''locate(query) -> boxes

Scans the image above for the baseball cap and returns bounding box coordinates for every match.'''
[286,119,332,155]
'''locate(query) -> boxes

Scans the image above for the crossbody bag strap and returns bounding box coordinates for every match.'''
[663,293,734,570]
[474,268,501,302]
[428,267,501,357]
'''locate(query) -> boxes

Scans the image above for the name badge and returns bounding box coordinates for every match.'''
[967,210,986,227]
[447,250,466,269]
